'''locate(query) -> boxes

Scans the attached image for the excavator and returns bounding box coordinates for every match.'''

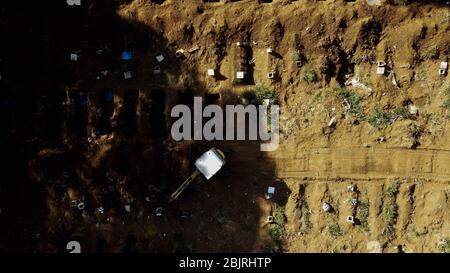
[169,148,226,202]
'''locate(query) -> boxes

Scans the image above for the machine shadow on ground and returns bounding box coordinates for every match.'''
[0,1,289,252]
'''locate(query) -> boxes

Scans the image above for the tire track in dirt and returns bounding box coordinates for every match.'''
[268,148,450,181]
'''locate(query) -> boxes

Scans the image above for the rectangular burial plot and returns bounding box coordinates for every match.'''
[66,90,88,140]
[149,89,167,138]
[138,91,152,137]
[90,89,114,136]
[0,97,13,135]
[115,90,138,138]
[233,42,254,84]
[36,89,66,145]
[138,89,168,138]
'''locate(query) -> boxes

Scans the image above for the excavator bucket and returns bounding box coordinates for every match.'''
[168,148,226,202]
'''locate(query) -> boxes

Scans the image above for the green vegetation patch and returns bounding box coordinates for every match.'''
[304,70,318,83]
[445,86,450,119]
[438,239,450,253]
[420,47,440,60]
[367,108,390,128]
[301,206,312,233]
[327,223,342,237]
[382,181,400,239]
[254,84,278,105]
[270,204,285,243]
[385,181,401,197]
[357,201,370,232]
[335,87,364,119]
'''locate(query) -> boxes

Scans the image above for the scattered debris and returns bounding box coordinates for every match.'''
[153,65,161,75]
[377,61,386,75]
[156,54,165,63]
[97,207,104,214]
[346,215,355,224]
[175,49,185,58]
[124,71,132,79]
[439,61,448,75]
[155,207,163,217]
[347,185,356,192]
[344,76,372,92]
[390,71,399,88]
[121,51,132,60]
[180,212,190,219]
[409,105,419,115]
[265,186,275,199]
[207,69,215,77]
[367,241,382,253]
[77,202,85,210]
[70,53,79,61]
[328,117,337,128]
[366,0,385,6]
[351,198,358,206]
[187,45,199,53]
[124,204,131,212]
[377,136,386,142]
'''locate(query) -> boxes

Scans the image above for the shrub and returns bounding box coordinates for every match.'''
[254,85,278,105]
[392,106,411,120]
[301,206,312,232]
[438,239,450,253]
[304,70,318,83]
[335,87,364,119]
[327,223,342,237]
[269,204,285,243]
[351,51,375,64]
[385,181,401,197]
[367,109,390,128]
[357,201,370,232]
[382,181,400,239]
[420,47,440,60]
[445,86,450,119]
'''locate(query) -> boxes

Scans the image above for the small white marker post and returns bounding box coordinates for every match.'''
[124,71,132,79]
[70,53,78,61]
[153,66,161,75]
[156,54,165,63]
[236,71,245,80]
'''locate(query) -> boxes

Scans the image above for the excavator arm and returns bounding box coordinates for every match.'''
[168,169,200,203]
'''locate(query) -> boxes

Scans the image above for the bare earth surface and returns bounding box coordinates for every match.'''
[0,0,449,253]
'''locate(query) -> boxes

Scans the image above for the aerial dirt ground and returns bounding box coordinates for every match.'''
[0,0,449,253]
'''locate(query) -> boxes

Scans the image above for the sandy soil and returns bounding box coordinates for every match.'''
[0,0,449,253]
